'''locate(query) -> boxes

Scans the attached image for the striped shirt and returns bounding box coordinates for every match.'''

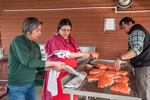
[128,30,145,56]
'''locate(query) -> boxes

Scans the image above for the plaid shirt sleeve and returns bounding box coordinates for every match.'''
[128,30,145,56]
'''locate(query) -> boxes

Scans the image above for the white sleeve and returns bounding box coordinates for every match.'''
[53,50,71,59]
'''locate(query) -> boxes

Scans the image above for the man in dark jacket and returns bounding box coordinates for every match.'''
[115,17,150,100]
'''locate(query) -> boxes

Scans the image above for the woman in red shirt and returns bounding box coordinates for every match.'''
[42,18,98,100]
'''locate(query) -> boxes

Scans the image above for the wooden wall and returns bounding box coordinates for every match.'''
[0,0,150,59]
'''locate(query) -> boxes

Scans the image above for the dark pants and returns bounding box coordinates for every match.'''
[134,66,150,100]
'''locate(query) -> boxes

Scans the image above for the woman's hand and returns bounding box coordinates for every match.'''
[90,52,99,59]
[114,58,122,70]
[45,61,65,71]
[80,52,99,59]
[80,52,90,58]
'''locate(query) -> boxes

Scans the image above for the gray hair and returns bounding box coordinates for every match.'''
[22,17,43,34]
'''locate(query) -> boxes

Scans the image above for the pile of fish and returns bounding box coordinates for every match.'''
[86,63,130,95]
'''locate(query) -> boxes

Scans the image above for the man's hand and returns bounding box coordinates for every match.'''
[114,58,122,70]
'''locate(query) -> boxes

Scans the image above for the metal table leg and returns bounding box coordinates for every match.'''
[86,96,88,100]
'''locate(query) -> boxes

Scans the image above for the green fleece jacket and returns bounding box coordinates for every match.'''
[8,35,45,85]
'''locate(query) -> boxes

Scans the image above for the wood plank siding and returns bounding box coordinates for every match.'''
[0,0,150,59]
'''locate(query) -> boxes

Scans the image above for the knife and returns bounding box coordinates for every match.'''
[63,65,82,76]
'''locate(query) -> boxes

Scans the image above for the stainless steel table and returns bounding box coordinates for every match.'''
[62,59,141,100]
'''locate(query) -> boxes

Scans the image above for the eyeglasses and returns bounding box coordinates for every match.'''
[60,29,71,33]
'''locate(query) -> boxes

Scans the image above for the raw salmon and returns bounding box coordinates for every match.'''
[110,83,130,94]
[116,71,128,76]
[115,76,129,83]
[106,65,117,70]
[89,68,106,75]
[95,63,108,69]
[95,63,116,70]
[98,77,114,88]
[102,71,117,78]
[87,75,99,82]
